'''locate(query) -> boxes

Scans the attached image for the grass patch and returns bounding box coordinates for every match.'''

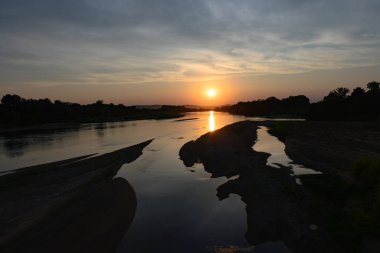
[300,174,351,200]
[301,158,380,251]
[352,157,380,190]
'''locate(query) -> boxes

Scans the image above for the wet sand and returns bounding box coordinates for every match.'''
[0,139,153,253]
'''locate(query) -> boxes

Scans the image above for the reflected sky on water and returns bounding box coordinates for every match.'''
[0,112,309,252]
[0,112,248,171]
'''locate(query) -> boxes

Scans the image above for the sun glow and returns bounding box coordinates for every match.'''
[206,88,217,97]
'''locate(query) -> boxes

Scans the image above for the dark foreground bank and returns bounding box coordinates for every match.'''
[0,139,153,253]
[268,121,380,252]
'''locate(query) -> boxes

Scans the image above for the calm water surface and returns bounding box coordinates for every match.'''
[0,112,308,252]
[253,126,321,185]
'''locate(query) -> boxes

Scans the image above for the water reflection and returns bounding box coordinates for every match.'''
[115,112,250,252]
[179,122,318,252]
[0,112,249,172]
[94,123,107,138]
[0,112,307,252]
[3,139,29,158]
[209,111,215,132]
[2,135,57,159]
[253,126,321,180]
[0,121,149,171]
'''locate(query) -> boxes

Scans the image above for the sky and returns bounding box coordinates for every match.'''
[1,0,380,105]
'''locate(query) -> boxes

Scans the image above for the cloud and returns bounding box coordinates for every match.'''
[0,0,380,88]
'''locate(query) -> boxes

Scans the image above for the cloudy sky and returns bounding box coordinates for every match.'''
[1,0,380,105]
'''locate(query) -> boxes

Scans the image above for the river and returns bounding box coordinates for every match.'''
[0,111,308,252]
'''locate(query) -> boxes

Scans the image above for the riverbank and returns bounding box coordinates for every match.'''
[0,94,189,132]
[268,121,380,252]
[0,139,153,253]
[179,121,336,253]
[268,121,380,172]
[0,112,184,136]
[180,120,380,253]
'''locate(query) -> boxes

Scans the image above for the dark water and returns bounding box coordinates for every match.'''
[0,112,308,252]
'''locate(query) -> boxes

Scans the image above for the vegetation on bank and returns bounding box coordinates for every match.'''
[0,94,191,128]
[1,81,379,128]
[268,122,380,251]
[308,81,380,121]
[219,95,310,118]
[220,81,380,121]
[300,158,380,251]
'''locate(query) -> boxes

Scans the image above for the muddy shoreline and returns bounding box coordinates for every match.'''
[267,121,380,172]
[0,139,153,253]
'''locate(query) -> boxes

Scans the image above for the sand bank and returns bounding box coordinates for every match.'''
[0,139,153,253]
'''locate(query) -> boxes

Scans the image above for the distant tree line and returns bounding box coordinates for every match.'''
[2,80,379,127]
[219,95,310,118]
[307,81,380,121]
[220,81,380,121]
[0,95,190,127]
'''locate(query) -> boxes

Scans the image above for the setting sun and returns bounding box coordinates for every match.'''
[206,89,217,98]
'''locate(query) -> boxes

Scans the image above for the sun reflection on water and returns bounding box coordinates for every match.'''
[209,111,215,132]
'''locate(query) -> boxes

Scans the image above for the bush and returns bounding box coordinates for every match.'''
[352,158,380,189]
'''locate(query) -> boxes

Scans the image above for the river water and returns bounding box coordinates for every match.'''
[0,111,310,252]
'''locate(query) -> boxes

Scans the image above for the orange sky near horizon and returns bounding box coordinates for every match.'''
[1,1,380,106]
[3,64,379,106]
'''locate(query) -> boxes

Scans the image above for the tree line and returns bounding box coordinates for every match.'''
[220,81,380,121]
[1,80,379,127]
[308,81,380,121]
[219,95,310,118]
[0,95,190,127]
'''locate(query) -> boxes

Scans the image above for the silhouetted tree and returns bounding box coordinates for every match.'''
[308,82,380,121]
[0,94,189,127]
[1,94,23,107]
[367,81,380,92]
[351,87,366,98]
[95,100,104,106]
[324,87,350,101]
[221,95,310,117]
